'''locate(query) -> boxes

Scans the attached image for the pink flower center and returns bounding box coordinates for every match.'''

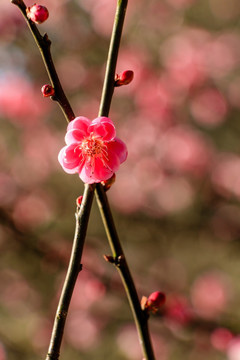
[76,134,111,176]
[81,135,106,158]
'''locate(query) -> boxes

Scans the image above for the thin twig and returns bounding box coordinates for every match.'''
[95,0,156,358]
[11,0,75,122]
[98,0,128,117]
[95,184,156,360]
[45,184,95,360]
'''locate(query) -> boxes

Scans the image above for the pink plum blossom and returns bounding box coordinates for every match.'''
[58,116,127,184]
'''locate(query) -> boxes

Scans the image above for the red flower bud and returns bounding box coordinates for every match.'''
[141,291,166,314]
[41,84,55,97]
[27,4,49,24]
[76,196,83,207]
[115,70,134,87]
[101,173,116,191]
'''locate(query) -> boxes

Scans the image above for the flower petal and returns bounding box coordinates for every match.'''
[65,129,86,145]
[107,138,128,164]
[89,116,116,141]
[58,144,83,174]
[79,161,96,184]
[91,151,119,182]
[67,116,91,134]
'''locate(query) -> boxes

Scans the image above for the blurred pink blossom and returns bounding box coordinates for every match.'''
[117,324,144,359]
[0,3,25,40]
[211,328,233,352]
[0,73,48,125]
[12,192,55,229]
[203,34,240,79]
[190,88,228,127]
[0,269,40,312]
[160,30,208,91]
[117,324,169,360]
[191,272,230,319]
[78,0,129,36]
[155,175,194,214]
[57,56,86,91]
[11,126,60,186]
[66,310,101,350]
[109,171,146,214]
[67,271,106,311]
[0,343,6,360]
[135,76,174,124]
[156,126,212,177]
[165,294,192,326]
[211,154,240,199]
[227,337,240,360]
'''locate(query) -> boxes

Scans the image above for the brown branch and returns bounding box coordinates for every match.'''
[11,0,75,122]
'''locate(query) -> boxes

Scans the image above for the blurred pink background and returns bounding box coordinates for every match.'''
[1,0,240,359]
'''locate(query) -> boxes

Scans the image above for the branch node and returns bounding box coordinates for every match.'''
[57,310,67,320]
[103,254,115,263]
[103,254,125,266]
[51,95,58,101]
[116,254,125,267]
[43,33,51,46]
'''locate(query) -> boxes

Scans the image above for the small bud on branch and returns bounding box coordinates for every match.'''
[141,291,166,314]
[115,70,134,87]
[76,196,83,208]
[41,84,55,97]
[26,4,49,24]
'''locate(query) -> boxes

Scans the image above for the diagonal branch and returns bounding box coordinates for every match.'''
[11,0,75,122]
[46,184,95,360]
[95,184,156,360]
